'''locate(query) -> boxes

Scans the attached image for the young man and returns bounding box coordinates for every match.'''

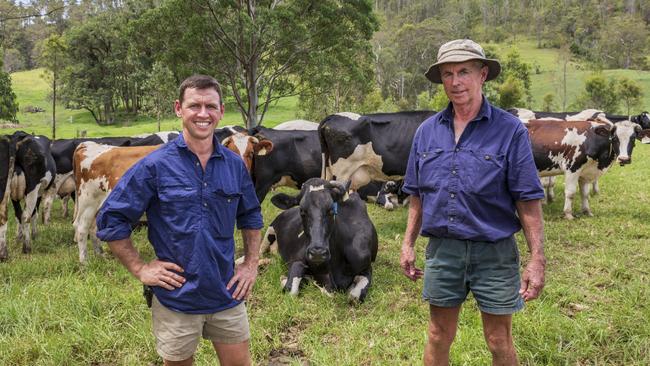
[96,75,262,366]
[399,39,546,365]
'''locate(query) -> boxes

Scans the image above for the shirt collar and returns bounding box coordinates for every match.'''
[439,95,492,124]
[174,131,224,158]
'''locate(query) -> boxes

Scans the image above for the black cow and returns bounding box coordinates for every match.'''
[265,178,378,303]
[2,132,57,259]
[250,126,322,202]
[319,111,436,190]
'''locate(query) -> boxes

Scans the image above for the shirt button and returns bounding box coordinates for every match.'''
[204,182,208,187]
[449,217,454,222]
[455,148,459,152]
[195,162,200,166]
[450,193,455,198]
[203,202,207,207]
[451,170,457,175]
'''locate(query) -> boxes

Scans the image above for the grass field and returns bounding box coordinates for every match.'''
[0,144,649,365]
[2,42,650,364]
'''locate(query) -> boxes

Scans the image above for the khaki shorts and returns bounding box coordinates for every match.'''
[152,296,250,362]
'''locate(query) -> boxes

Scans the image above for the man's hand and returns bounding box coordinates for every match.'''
[227,259,259,300]
[135,259,186,291]
[519,257,545,301]
[400,244,423,281]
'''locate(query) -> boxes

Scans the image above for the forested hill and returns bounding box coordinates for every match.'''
[1,0,649,128]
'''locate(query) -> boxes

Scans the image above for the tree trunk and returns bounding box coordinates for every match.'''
[52,75,56,139]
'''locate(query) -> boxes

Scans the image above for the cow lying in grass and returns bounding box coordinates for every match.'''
[264,178,378,303]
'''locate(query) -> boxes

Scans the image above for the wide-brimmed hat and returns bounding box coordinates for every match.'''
[425,39,501,84]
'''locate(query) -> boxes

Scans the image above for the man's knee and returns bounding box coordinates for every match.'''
[484,331,514,355]
[427,322,455,347]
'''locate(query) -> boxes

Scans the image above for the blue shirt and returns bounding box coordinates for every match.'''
[96,133,263,314]
[402,97,544,242]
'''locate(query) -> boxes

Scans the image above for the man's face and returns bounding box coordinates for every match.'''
[439,61,488,107]
[175,87,224,142]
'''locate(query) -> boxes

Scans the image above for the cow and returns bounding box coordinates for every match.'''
[509,108,650,129]
[71,127,269,263]
[263,178,378,303]
[72,143,161,263]
[2,132,56,259]
[319,111,436,190]
[0,135,15,261]
[527,119,642,219]
[357,180,409,210]
[250,126,321,202]
[45,136,151,222]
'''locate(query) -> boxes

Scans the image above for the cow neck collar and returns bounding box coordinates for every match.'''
[174,132,224,159]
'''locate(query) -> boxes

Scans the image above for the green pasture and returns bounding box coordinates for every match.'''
[5,69,299,138]
[0,144,649,365]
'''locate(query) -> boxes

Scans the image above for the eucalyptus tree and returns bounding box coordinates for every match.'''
[136,0,377,128]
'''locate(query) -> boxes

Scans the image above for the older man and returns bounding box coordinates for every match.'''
[399,39,546,365]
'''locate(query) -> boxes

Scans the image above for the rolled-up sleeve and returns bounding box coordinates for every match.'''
[402,129,421,197]
[235,162,263,230]
[507,127,545,201]
[96,160,156,241]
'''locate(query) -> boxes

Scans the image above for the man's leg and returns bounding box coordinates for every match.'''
[480,312,518,366]
[163,357,193,366]
[212,340,252,366]
[424,305,461,366]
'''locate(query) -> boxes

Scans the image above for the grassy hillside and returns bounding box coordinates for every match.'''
[489,39,650,112]
[5,69,300,138]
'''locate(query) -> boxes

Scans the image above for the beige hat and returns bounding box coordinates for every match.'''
[425,39,501,84]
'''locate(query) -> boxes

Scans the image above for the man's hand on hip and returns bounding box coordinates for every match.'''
[135,259,186,291]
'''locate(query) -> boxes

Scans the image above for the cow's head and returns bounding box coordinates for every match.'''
[221,132,273,172]
[376,180,400,210]
[611,121,642,165]
[271,178,351,266]
[632,112,650,130]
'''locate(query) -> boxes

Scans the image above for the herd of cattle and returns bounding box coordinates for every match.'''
[1,109,649,302]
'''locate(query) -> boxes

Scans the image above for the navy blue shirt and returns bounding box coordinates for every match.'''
[96,133,263,314]
[403,97,544,242]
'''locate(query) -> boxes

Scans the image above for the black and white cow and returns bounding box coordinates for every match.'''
[3,132,56,258]
[357,180,409,210]
[319,111,436,190]
[250,126,322,202]
[264,178,378,303]
[527,119,641,219]
[0,135,16,260]
[509,108,650,129]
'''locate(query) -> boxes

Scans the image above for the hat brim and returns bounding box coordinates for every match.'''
[425,55,501,84]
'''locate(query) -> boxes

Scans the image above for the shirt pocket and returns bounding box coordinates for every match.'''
[417,149,445,193]
[208,188,242,238]
[465,151,505,196]
[159,185,197,233]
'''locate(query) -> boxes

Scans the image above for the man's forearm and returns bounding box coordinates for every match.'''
[108,238,146,279]
[516,199,545,260]
[403,195,423,247]
[241,229,261,264]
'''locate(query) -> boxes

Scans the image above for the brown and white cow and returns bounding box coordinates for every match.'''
[71,130,272,263]
[527,119,642,219]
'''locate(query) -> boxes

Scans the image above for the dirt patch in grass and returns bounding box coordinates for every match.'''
[266,321,310,365]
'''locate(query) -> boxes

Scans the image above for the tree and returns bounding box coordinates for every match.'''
[541,93,556,112]
[143,62,177,132]
[596,14,649,69]
[0,54,19,123]
[136,0,378,129]
[573,73,620,113]
[497,75,525,109]
[37,34,67,139]
[618,77,643,115]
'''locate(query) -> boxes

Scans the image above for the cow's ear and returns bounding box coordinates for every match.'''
[593,125,612,137]
[328,180,351,202]
[637,129,650,142]
[255,139,274,156]
[271,193,299,210]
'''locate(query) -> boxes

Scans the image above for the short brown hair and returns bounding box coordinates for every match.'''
[178,74,223,104]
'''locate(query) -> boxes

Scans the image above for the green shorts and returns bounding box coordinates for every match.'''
[152,296,250,362]
[422,236,524,315]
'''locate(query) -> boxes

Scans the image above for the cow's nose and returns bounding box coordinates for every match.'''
[307,247,330,264]
[618,157,631,165]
